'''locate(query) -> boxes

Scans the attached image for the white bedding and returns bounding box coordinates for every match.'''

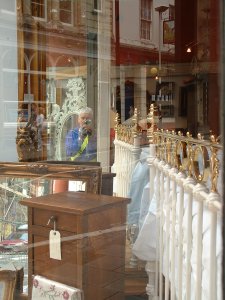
[127,147,150,225]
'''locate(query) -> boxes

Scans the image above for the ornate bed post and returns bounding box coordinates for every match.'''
[131,107,142,177]
[145,104,159,299]
[113,108,142,197]
[126,108,142,268]
[147,104,158,205]
[112,113,120,195]
[207,134,220,299]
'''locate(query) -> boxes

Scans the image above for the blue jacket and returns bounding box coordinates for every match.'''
[65,127,97,162]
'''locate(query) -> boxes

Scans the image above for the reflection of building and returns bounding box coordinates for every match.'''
[113,0,175,122]
[0,0,113,167]
[0,0,221,163]
[113,0,220,137]
[0,0,223,298]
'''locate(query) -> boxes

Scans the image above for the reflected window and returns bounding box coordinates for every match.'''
[140,0,152,40]
[94,0,102,12]
[31,0,46,19]
[59,0,72,25]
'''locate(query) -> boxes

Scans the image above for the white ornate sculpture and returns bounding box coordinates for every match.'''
[51,77,87,160]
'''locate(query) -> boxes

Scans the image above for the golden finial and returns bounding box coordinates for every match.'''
[210,135,216,143]
[132,107,139,138]
[147,104,160,144]
[186,132,192,138]
[147,104,155,143]
[197,133,203,140]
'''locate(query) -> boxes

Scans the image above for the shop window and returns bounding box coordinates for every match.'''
[31,0,46,19]
[140,0,152,40]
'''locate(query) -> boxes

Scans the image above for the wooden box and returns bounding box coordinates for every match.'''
[20,192,130,300]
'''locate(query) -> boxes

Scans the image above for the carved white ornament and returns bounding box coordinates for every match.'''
[53,77,87,160]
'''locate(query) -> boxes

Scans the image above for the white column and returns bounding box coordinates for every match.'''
[0,2,18,161]
[97,0,111,171]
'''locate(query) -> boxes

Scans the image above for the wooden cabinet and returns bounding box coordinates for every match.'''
[20,192,130,300]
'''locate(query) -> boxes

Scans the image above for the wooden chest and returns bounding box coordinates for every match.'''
[20,191,130,300]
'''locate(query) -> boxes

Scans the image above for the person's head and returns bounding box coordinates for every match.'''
[78,107,93,128]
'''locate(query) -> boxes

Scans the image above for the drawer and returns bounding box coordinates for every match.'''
[32,234,87,288]
[86,231,126,271]
[87,206,127,231]
[32,208,78,233]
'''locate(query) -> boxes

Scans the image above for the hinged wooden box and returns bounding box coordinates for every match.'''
[20,191,130,300]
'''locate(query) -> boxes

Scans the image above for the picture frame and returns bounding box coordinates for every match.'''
[0,161,102,194]
[0,270,17,300]
[163,20,175,44]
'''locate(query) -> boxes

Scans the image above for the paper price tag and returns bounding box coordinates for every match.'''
[49,230,62,260]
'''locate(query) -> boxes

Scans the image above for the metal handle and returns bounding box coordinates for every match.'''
[47,216,57,231]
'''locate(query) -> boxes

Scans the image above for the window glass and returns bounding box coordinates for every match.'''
[140,0,152,40]
[0,0,223,298]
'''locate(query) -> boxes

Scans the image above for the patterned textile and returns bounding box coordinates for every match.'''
[32,275,83,300]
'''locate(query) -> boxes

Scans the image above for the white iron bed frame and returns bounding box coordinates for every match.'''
[113,105,222,300]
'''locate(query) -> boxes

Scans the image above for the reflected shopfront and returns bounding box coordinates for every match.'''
[0,0,221,164]
[0,0,223,298]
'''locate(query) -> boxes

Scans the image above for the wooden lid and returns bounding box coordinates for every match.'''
[20,191,130,215]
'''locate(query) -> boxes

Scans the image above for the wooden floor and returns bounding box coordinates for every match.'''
[125,268,148,297]
[125,239,148,297]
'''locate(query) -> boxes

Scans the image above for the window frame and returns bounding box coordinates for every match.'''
[31,0,47,21]
[140,0,152,41]
[59,0,74,26]
[93,0,102,13]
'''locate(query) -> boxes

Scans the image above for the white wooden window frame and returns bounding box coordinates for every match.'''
[140,0,152,41]
[59,0,74,26]
[31,0,47,21]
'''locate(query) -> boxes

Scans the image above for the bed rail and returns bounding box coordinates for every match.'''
[113,104,223,299]
[112,108,141,197]
[113,105,158,197]
[148,130,222,300]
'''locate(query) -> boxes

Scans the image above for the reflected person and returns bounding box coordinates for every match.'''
[65,107,97,162]
[36,106,45,151]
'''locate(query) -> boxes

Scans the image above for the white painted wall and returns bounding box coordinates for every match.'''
[0,1,18,161]
[119,0,175,52]
[119,0,140,42]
